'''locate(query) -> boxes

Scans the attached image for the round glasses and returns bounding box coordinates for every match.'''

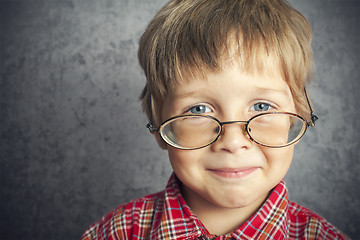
[149,112,311,150]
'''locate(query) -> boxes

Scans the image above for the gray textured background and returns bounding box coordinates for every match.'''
[1,0,359,239]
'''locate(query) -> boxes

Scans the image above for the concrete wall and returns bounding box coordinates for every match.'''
[1,0,359,239]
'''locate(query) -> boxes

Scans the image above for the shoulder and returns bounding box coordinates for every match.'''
[80,191,165,240]
[287,201,348,239]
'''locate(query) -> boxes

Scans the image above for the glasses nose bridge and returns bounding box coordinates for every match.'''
[220,120,248,135]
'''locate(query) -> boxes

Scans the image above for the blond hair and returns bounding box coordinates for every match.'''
[138,0,313,126]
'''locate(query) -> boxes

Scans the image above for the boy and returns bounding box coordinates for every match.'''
[82,0,348,239]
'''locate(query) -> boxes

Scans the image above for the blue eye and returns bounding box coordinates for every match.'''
[252,102,273,111]
[188,105,211,114]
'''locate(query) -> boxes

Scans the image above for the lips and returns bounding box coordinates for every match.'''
[207,167,259,178]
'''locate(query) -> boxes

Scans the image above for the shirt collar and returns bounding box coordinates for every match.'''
[231,180,289,239]
[151,173,289,240]
[150,174,204,239]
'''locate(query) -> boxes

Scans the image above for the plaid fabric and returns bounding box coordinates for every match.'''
[81,174,345,240]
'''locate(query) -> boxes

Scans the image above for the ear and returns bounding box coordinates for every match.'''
[154,133,168,150]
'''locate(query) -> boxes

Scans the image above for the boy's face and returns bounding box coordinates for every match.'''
[160,59,296,211]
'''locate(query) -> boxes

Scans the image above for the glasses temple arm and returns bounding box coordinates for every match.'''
[146,92,158,133]
[304,88,318,127]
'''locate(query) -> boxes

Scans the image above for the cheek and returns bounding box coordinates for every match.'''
[167,148,196,174]
[168,149,184,173]
[262,146,294,173]
[167,147,206,180]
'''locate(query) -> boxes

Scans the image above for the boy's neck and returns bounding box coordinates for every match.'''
[181,184,268,236]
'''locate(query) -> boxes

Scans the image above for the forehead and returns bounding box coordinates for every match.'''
[172,61,290,97]
[173,48,286,93]
[174,38,284,85]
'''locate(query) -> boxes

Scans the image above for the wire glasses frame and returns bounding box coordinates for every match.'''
[146,88,318,150]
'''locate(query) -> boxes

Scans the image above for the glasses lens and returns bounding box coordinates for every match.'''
[160,115,220,149]
[247,113,307,147]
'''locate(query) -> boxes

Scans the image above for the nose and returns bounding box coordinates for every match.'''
[211,121,253,152]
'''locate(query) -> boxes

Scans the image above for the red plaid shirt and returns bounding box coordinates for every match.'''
[81,174,346,240]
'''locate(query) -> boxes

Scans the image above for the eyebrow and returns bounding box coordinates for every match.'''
[174,86,291,99]
[172,88,209,98]
[251,86,292,97]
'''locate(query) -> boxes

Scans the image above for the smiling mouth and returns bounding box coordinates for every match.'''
[207,167,259,178]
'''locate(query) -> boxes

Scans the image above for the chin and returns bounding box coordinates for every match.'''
[215,189,270,210]
[211,195,258,209]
